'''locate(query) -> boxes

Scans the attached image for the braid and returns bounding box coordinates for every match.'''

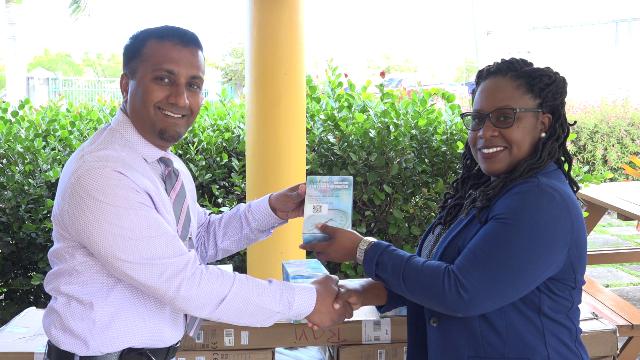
[434,58,579,230]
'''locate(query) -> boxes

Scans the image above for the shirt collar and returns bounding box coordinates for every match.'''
[112,108,171,164]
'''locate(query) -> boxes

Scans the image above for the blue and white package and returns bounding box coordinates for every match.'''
[282,259,329,284]
[302,175,353,243]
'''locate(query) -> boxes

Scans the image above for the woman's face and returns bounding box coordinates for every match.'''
[468,77,551,178]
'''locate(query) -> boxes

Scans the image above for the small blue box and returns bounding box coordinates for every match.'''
[282,259,329,284]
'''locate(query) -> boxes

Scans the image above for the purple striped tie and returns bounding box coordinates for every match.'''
[159,157,202,337]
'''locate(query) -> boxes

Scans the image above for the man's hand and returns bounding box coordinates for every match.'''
[305,275,353,329]
[299,223,362,263]
[269,183,306,220]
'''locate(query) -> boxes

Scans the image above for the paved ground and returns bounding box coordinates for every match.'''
[584,212,640,357]
[585,213,640,290]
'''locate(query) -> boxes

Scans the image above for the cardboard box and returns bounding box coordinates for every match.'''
[579,303,618,358]
[175,349,273,360]
[180,306,407,351]
[0,307,47,360]
[331,343,407,360]
[178,347,332,360]
[275,346,330,359]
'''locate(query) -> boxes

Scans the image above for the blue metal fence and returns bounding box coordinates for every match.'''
[33,77,216,105]
[48,77,122,103]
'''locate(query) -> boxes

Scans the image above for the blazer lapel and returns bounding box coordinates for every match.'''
[432,209,477,260]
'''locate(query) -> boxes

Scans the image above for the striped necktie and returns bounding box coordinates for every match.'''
[159,157,202,337]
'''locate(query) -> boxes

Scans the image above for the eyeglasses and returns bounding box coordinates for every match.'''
[460,107,542,131]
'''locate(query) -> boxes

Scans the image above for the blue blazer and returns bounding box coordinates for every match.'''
[364,164,589,359]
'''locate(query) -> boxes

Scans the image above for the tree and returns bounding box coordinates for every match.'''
[0,64,5,90]
[214,47,245,96]
[366,53,418,77]
[454,59,479,83]
[28,49,83,77]
[81,52,121,78]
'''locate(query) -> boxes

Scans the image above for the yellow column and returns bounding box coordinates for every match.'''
[246,0,306,279]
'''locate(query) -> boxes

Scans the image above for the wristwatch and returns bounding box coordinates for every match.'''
[356,237,377,264]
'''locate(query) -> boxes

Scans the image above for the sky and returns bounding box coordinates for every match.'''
[2,0,640,103]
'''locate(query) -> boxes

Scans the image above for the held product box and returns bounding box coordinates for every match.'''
[303,176,353,243]
[330,343,407,360]
[282,259,329,284]
[179,306,408,351]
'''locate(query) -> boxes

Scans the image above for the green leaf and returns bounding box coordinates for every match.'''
[31,273,44,285]
[390,163,399,175]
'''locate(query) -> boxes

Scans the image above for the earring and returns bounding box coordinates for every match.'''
[540,132,547,138]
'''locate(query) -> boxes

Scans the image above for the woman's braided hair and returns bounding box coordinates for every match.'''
[434,58,579,230]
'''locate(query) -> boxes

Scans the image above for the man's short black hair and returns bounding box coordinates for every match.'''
[122,25,204,77]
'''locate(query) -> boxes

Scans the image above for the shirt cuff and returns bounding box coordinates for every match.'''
[249,194,287,231]
[285,282,317,320]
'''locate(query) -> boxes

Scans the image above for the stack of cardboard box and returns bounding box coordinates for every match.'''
[0,259,618,360]
[176,305,407,359]
[0,303,621,360]
[176,260,407,359]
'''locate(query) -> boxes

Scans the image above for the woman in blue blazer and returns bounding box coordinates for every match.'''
[302,58,589,359]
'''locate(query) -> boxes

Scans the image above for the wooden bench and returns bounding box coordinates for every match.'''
[577,182,640,359]
[583,275,640,360]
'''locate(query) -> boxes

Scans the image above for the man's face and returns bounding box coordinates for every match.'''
[120,40,205,150]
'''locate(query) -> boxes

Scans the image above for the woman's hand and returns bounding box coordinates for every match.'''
[334,282,365,312]
[299,223,363,263]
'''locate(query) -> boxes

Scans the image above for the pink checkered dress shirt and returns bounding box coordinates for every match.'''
[42,110,316,355]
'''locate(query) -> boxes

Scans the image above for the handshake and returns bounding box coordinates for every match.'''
[304,275,361,329]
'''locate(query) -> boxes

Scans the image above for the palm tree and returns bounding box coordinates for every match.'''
[68,0,88,18]
[3,0,27,102]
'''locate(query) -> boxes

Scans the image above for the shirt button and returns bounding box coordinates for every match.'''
[429,316,439,327]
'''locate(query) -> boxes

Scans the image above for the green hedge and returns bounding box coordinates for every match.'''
[0,68,465,324]
[0,99,116,324]
[569,101,640,181]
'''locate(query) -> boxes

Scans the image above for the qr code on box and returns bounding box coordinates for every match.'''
[311,204,328,214]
